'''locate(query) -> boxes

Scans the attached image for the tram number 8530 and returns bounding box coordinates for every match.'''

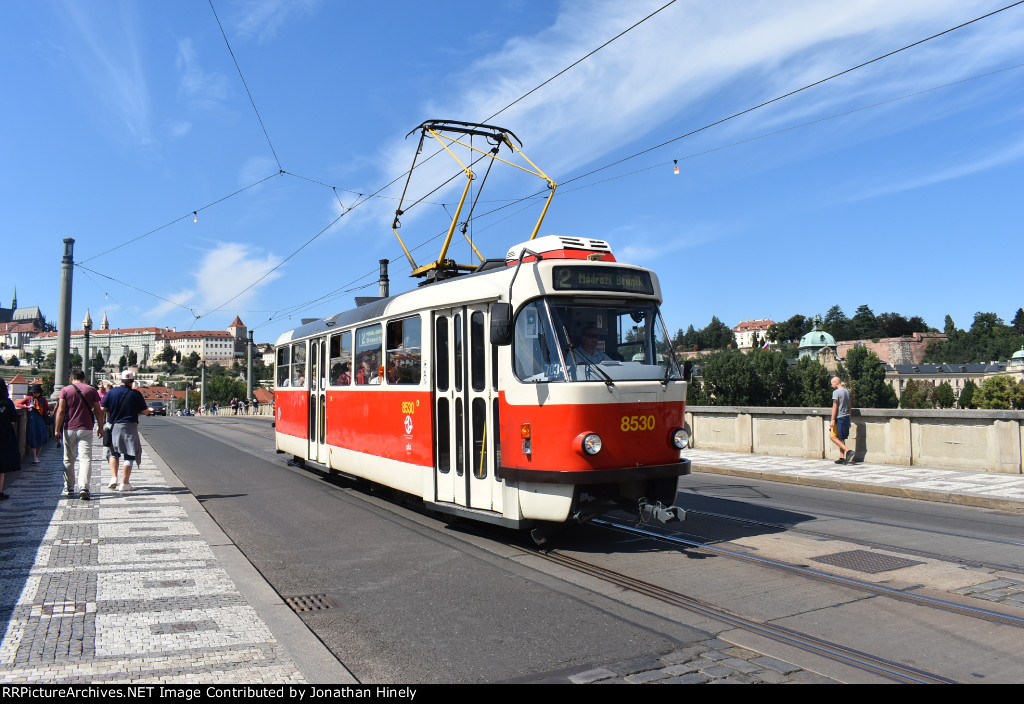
[621,415,656,432]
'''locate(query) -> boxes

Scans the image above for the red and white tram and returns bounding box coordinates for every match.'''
[274,234,692,532]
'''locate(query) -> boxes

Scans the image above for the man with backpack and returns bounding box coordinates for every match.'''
[53,369,104,500]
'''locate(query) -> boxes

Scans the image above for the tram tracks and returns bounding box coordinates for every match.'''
[589,518,1024,630]
[675,507,1024,575]
[516,541,956,684]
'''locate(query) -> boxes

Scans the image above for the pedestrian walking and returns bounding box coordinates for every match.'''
[231,397,238,415]
[18,384,49,464]
[0,378,22,501]
[829,376,855,464]
[102,370,152,492]
[53,369,104,500]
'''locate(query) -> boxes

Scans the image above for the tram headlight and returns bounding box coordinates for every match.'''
[671,426,690,449]
[575,432,603,456]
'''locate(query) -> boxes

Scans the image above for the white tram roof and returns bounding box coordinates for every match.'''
[275,242,659,347]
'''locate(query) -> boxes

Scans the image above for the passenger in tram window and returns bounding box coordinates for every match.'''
[357,359,374,385]
[335,362,351,386]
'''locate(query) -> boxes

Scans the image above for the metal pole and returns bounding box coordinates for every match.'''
[379,259,389,298]
[83,310,92,386]
[200,360,206,410]
[53,238,74,398]
[246,330,254,409]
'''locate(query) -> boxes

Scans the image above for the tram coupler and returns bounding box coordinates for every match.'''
[637,498,685,525]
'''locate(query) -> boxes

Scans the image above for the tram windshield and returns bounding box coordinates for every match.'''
[514,299,681,383]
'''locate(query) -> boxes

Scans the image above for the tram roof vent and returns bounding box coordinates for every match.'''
[506,235,616,264]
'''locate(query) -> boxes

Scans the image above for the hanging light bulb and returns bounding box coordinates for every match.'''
[193,211,198,223]
[673,160,679,175]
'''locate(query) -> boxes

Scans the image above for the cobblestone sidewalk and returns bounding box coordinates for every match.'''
[0,442,306,683]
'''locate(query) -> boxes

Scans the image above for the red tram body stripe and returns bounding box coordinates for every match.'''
[499,393,684,473]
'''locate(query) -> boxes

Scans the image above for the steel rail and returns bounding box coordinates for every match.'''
[593,518,1024,630]
[517,543,955,684]
[679,508,1024,574]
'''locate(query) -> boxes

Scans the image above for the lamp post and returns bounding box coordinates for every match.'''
[82,309,93,385]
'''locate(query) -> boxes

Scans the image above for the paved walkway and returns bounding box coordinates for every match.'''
[0,437,354,684]
[687,449,1024,512]
[1,437,1019,684]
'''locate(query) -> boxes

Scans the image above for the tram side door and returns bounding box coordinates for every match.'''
[433,307,501,512]
[433,310,460,505]
[307,337,328,464]
[466,305,501,513]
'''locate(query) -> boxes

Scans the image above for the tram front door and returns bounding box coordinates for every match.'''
[433,306,502,514]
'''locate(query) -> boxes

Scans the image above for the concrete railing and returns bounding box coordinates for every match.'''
[685,406,1024,475]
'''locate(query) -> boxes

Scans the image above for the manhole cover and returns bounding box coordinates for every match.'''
[285,594,338,612]
[812,549,923,574]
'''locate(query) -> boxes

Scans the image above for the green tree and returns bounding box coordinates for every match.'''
[700,349,796,406]
[686,379,709,406]
[118,355,127,371]
[839,345,898,408]
[181,352,201,374]
[6,354,19,366]
[900,379,933,409]
[973,376,1024,410]
[794,356,832,407]
[205,375,247,406]
[850,304,877,340]
[1013,308,1024,335]
[128,350,138,366]
[959,380,979,409]
[933,381,956,409]
[44,352,56,368]
[94,350,105,371]
[69,352,82,370]
[823,306,851,342]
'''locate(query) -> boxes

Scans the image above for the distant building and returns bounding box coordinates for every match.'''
[732,319,775,350]
[884,361,1015,405]
[25,314,253,369]
[797,321,838,370]
[836,332,947,365]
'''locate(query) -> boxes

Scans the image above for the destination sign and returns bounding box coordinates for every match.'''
[552,266,654,295]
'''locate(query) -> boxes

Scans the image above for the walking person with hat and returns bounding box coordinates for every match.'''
[53,369,104,500]
[102,370,152,492]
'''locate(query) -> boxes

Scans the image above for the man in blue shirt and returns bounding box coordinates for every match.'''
[102,370,152,492]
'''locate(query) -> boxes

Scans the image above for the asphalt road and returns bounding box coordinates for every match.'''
[139,415,1024,683]
[140,415,708,683]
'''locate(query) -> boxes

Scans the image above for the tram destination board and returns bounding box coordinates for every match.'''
[552,265,654,295]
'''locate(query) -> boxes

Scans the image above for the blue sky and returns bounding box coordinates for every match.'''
[2,0,1022,347]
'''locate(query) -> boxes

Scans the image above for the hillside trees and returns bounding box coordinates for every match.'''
[839,345,898,409]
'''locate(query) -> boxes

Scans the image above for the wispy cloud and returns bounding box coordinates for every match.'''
[175,38,230,111]
[232,0,321,42]
[59,0,152,147]
[192,242,283,315]
[839,131,1024,204]
[378,0,1024,219]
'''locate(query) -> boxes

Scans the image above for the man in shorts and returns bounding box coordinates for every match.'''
[102,370,152,491]
[829,376,854,464]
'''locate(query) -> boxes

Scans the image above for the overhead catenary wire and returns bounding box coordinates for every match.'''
[82,2,1024,332]
[208,0,282,172]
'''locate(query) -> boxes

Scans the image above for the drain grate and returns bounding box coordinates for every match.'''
[812,549,924,574]
[285,594,338,612]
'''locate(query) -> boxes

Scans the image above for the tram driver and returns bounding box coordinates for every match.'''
[575,326,612,365]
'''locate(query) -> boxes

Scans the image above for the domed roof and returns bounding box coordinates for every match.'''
[799,324,836,350]
[1011,344,1024,365]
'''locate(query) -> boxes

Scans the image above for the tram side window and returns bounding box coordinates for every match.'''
[329,331,352,386]
[386,316,422,385]
[291,343,307,388]
[277,346,290,387]
[513,301,565,382]
[355,324,383,385]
